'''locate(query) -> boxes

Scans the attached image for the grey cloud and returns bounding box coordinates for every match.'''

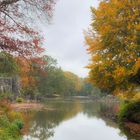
[38,0,99,77]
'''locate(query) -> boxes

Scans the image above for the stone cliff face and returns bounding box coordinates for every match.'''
[0,77,20,98]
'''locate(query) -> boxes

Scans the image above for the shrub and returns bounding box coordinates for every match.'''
[16,97,24,103]
[14,120,24,130]
[0,116,23,140]
[118,101,140,123]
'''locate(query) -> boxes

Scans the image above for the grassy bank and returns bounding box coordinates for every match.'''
[0,101,24,140]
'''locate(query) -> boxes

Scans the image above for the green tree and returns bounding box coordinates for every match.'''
[37,56,67,98]
[79,79,102,96]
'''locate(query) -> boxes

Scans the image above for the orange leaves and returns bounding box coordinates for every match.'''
[86,37,103,53]
[18,55,48,89]
[16,57,31,74]
[85,0,140,94]
[16,57,32,88]
[21,76,36,89]
[113,66,127,84]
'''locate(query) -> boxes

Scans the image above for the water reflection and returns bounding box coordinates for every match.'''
[49,113,126,140]
[23,100,138,140]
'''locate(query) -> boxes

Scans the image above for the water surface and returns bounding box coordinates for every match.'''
[22,100,137,140]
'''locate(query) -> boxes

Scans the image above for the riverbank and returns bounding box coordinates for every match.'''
[11,103,44,111]
[11,102,56,111]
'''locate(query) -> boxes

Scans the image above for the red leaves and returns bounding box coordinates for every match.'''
[43,0,56,17]
[33,38,44,54]
[0,0,56,89]
[31,57,47,66]
[0,0,56,58]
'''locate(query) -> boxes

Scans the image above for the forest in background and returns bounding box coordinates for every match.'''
[0,51,101,100]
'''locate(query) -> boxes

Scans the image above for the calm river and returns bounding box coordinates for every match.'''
[22,100,139,140]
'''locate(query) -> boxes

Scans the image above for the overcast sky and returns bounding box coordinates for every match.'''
[39,0,99,77]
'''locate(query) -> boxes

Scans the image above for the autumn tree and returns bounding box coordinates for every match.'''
[64,72,82,96]
[85,0,140,96]
[16,55,47,99]
[0,0,56,57]
[0,0,56,99]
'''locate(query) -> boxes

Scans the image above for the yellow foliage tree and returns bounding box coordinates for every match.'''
[85,0,140,96]
[64,72,82,94]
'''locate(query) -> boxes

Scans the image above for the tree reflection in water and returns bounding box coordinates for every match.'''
[23,100,139,140]
[23,101,82,140]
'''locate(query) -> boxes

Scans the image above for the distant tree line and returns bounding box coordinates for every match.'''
[0,51,101,100]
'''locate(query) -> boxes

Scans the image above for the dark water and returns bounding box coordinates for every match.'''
[22,100,138,140]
